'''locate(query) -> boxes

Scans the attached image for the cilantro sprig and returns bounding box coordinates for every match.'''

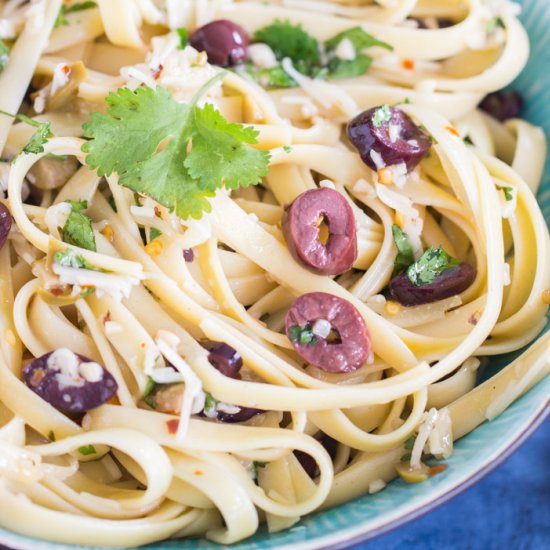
[372,104,392,127]
[78,444,96,456]
[406,247,460,287]
[0,40,9,73]
[61,200,96,251]
[391,225,414,277]
[288,325,317,345]
[82,76,270,219]
[53,249,95,270]
[0,110,54,158]
[55,1,97,28]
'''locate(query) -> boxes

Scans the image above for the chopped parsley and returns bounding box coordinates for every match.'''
[253,19,321,75]
[0,40,9,73]
[203,391,219,414]
[246,64,297,88]
[53,249,95,270]
[288,325,317,345]
[252,461,268,478]
[463,135,474,146]
[142,376,156,398]
[406,246,460,287]
[55,1,97,28]
[0,111,55,158]
[150,227,162,241]
[400,452,412,462]
[325,27,392,53]
[404,435,416,450]
[61,200,97,252]
[372,104,392,127]
[78,444,97,456]
[487,16,505,33]
[391,224,415,277]
[502,186,514,201]
[144,394,157,409]
[259,312,270,323]
[176,28,189,49]
[47,430,56,442]
[326,55,373,80]
[80,287,95,297]
[82,80,270,219]
[283,145,293,153]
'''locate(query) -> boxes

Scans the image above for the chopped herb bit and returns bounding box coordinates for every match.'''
[502,186,514,201]
[327,54,373,80]
[283,145,293,153]
[252,460,268,478]
[55,1,97,28]
[203,391,219,414]
[82,81,270,220]
[259,312,270,323]
[80,287,95,297]
[176,27,189,49]
[0,40,9,73]
[61,200,96,252]
[142,376,156,398]
[463,135,474,146]
[372,104,392,127]
[487,16,505,33]
[404,435,416,450]
[144,394,157,409]
[392,225,415,277]
[78,444,96,456]
[246,63,297,88]
[403,97,412,104]
[288,325,317,345]
[253,20,321,75]
[325,27,393,53]
[0,111,55,158]
[406,246,460,287]
[53,249,95,270]
[150,227,162,241]
[47,430,56,442]
[400,452,412,462]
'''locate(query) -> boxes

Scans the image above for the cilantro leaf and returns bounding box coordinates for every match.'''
[246,64,297,88]
[53,249,95,270]
[406,246,460,287]
[142,376,156,398]
[78,444,96,455]
[185,103,270,191]
[391,224,414,277]
[55,1,97,28]
[176,28,189,49]
[150,227,162,241]
[372,104,391,127]
[502,186,514,201]
[253,20,320,75]
[487,16,505,33]
[325,27,393,52]
[203,391,219,414]
[288,325,317,345]
[61,200,96,251]
[327,54,373,80]
[0,40,9,73]
[82,85,270,220]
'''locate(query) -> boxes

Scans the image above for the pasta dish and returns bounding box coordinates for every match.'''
[0,0,548,545]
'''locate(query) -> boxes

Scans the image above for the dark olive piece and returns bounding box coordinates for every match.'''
[22,349,118,413]
[348,105,432,172]
[0,202,12,250]
[479,91,523,122]
[201,340,243,378]
[282,188,357,276]
[183,248,194,262]
[216,406,261,423]
[389,262,476,306]
[285,292,371,373]
[189,19,250,67]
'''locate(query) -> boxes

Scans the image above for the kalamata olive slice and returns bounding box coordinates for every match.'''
[389,262,476,306]
[479,91,523,121]
[282,188,357,276]
[201,340,243,378]
[23,348,117,413]
[294,435,337,478]
[189,19,249,67]
[411,17,454,29]
[216,405,261,423]
[347,105,432,171]
[285,292,371,373]
[0,202,12,249]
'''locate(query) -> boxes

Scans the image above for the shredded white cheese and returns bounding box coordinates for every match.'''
[369,150,385,170]
[335,38,355,61]
[79,361,104,383]
[410,407,438,470]
[47,348,85,389]
[50,63,71,96]
[311,319,331,339]
[249,43,278,69]
[427,407,453,459]
[368,479,387,494]
[130,205,156,219]
[319,179,336,189]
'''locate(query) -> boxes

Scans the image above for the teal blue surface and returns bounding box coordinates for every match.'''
[2,1,549,549]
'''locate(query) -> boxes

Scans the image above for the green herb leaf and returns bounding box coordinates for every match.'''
[372,104,392,127]
[404,436,416,450]
[47,430,56,442]
[0,40,9,73]
[55,1,97,28]
[61,200,96,252]
[325,27,393,52]
[53,249,95,270]
[144,394,157,409]
[400,452,412,462]
[391,224,415,277]
[80,287,95,297]
[82,84,270,220]
[259,312,270,322]
[150,227,162,241]
[142,376,156,398]
[283,145,293,153]
[502,186,514,201]
[78,444,96,456]
[203,391,219,414]
[288,325,317,345]
[246,64,297,88]
[252,460,268,478]
[176,28,189,49]
[406,246,461,287]
[463,135,474,146]
[11,113,54,157]
[253,20,320,74]
[327,54,372,80]
[487,16,505,33]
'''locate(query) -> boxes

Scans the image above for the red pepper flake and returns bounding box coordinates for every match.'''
[166,419,179,434]
[402,58,415,70]
[193,470,204,476]
[152,64,164,80]
[103,310,112,324]
[61,64,71,75]
[468,311,481,325]
[50,286,65,297]
[154,206,162,218]
[30,368,46,387]
[428,464,448,476]
[445,126,460,137]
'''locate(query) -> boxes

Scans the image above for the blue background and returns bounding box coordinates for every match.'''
[351,417,549,549]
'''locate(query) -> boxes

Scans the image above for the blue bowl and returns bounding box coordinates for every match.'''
[2,1,549,548]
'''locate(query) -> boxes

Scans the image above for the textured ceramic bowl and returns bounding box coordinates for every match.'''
[2,1,549,549]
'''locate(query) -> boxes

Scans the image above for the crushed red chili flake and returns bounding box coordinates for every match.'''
[445,126,461,137]
[402,58,415,70]
[103,310,112,323]
[61,64,71,75]
[152,64,164,80]
[194,470,204,476]
[49,286,66,296]
[166,419,179,434]
[428,464,448,476]
[468,311,481,325]
[154,206,162,218]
